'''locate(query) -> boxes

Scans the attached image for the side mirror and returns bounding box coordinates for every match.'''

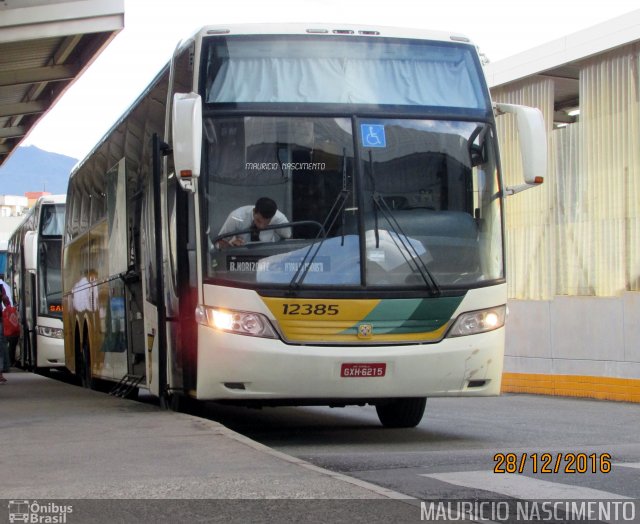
[495,103,547,195]
[24,230,37,272]
[172,92,203,192]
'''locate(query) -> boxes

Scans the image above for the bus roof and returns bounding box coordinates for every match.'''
[35,194,66,206]
[190,23,474,46]
[69,23,479,179]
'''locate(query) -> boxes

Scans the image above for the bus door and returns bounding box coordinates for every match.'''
[105,159,144,379]
[125,188,145,378]
[165,152,198,396]
[165,42,199,397]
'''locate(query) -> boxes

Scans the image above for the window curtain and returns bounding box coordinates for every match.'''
[493,78,555,300]
[492,44,640,299]
[208,57,483,108]
[580,46,640,295]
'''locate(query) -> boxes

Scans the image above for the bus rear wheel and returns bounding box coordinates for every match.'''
[375,397,426,428]
[77,330,93,389]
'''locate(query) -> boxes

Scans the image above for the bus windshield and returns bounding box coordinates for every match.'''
[203,35,488,110]
[40,203,65,237]
[204,116,503,290]
[38,204,64,317]
[38,238,63,318]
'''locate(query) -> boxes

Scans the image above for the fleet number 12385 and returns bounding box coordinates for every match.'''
[281,303,340,316]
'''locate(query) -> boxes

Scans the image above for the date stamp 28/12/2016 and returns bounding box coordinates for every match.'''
[493,452,612,474]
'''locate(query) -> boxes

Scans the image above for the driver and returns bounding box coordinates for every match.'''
[217,197,291,248]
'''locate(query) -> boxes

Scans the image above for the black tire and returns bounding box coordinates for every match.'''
[30,337,38,372]
[375,397,427,428]
[165,392,193,413]
[16,340,25,369]
[78,329,93,389]
[74,329,83,386]
[22,334,33,371]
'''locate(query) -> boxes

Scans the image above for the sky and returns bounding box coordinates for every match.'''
[21,0,640,160]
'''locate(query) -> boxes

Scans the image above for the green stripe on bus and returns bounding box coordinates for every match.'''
[339,295,464,335]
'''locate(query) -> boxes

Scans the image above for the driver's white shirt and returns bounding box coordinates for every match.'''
[218,205,291,244]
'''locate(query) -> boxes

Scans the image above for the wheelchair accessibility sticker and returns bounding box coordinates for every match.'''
[361,124,386,148]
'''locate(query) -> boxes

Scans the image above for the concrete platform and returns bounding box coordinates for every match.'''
[0,370,421,523]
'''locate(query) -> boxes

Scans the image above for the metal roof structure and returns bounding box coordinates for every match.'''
[484,9,640,125]
[0,0,124,167]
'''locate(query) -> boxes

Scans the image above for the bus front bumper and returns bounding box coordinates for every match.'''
[194,326,504,402]
[36,334,65,368]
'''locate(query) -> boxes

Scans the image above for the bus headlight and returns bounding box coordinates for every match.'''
[195,305,278,339]
[446,305,506,337]
[37,326,64,339]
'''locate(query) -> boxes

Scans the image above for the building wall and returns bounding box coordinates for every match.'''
[491,44,640,402]
[504,295,640,402]
[0,195,29,217]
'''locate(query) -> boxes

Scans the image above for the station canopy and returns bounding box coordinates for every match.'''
[0,0,124,167]
[484,9,640,126]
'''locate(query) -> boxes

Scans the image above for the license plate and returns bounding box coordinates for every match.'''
[340,363,386,378]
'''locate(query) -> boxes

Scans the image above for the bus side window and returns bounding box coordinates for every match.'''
[80,189,90,234]
[69,180,81,240]
[90,190,106,226]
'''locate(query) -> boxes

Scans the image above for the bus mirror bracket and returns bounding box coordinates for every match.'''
[172,92,203,193]
[494,102,547,196]
[24,230,37,272]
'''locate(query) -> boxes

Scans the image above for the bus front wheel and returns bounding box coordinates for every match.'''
[164,391,194,413]
[375,397,427,428]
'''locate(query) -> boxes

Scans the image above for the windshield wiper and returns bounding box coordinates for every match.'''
[371,193,441,296]
[365,151,440,295]
[288,149,352,291]
[287,188,352,291]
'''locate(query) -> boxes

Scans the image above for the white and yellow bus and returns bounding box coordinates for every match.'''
[62,24,545,427]
[7,195,66,370]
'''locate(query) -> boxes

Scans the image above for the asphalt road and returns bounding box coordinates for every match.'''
[42,368,640,520]
[195,394,640,506]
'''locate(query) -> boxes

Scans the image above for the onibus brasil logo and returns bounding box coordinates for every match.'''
[8,500,73,523]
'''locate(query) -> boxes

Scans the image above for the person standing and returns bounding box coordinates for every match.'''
[0,275,10,302]
[0,284,10,382]
[0,275,16,372]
